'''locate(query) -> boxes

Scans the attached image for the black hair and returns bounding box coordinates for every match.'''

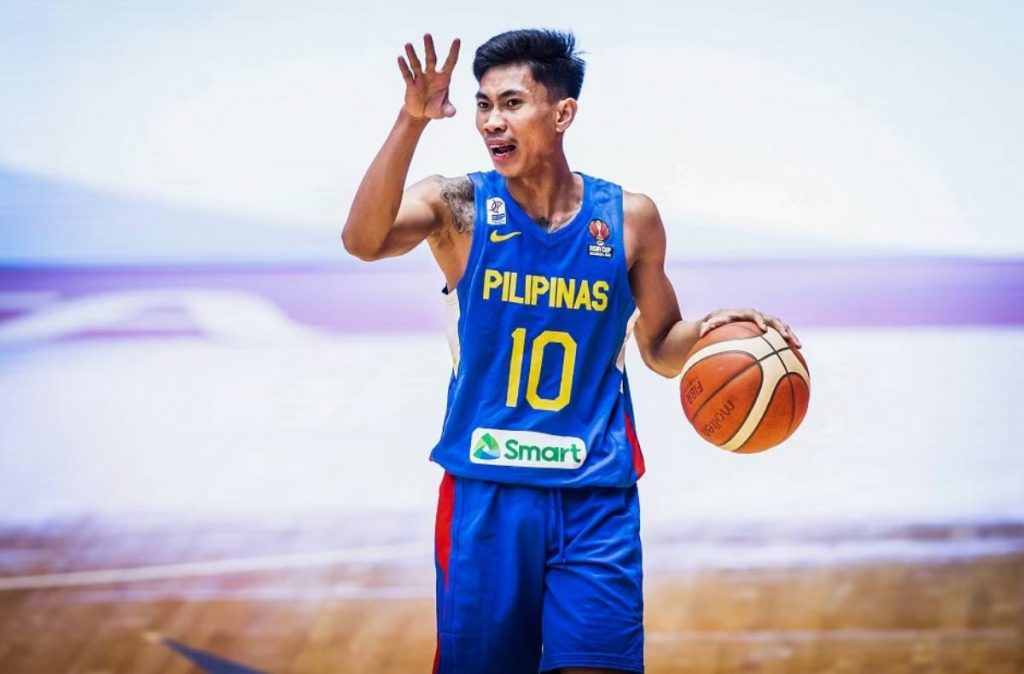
[473,29,586,100]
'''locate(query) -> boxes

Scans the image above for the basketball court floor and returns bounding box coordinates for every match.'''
[1,301,1022,672]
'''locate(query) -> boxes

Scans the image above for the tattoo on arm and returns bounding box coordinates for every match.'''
[438,176,475,234]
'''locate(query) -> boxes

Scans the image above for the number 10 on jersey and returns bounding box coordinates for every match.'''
[505,328,578,412]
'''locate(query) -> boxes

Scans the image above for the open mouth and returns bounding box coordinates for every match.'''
[489,143,517,158]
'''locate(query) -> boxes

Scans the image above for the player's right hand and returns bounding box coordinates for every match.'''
[398,34,461,120]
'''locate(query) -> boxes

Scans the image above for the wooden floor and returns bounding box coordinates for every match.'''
[0,516,1021,673]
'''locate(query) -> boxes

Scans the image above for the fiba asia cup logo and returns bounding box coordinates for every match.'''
[587,219,613,258]
[486,197,507,225]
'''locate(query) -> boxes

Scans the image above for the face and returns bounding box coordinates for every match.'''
[475,64,576,178]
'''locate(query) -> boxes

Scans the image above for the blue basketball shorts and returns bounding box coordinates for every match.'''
[432,472,644,674]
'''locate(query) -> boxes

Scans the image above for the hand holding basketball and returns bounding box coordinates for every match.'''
[699,308,801,349]
[397,34,461,120]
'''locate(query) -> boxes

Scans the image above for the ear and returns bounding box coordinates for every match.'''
[554,98,578,133]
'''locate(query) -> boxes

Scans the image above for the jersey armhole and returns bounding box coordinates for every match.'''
[454,171,488,298]
[612,182,638,318]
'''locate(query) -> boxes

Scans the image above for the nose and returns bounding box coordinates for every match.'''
[482,108,506,134]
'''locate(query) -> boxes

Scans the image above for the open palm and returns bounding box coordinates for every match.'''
[398,34,461,120]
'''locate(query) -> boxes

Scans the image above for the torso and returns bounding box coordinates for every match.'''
[428,170,645,487]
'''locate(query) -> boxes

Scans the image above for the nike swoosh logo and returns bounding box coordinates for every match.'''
[489,231,522,243]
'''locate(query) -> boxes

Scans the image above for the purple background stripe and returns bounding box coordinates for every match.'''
[1,256,1022,335]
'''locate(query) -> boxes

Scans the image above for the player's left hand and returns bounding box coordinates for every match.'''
[698,308,802,349]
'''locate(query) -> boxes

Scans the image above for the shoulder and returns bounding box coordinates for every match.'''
[622,190,666,250]
[409,174,474,205]
[623,190,660,224]
[410,174,475,236]
[436,174,474,203]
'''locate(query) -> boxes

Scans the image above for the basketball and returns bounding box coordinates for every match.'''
[679,321,810,453]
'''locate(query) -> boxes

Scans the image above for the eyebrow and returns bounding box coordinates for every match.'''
[475,88,527,100]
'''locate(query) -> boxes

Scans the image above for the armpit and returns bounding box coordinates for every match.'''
[438,176,475,234]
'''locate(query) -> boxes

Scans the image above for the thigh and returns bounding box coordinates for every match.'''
[434,474,548,674]
[540,485,644,674]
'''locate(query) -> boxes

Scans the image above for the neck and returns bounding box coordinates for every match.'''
[504,154,582,231]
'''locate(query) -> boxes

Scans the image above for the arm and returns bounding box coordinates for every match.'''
[626,193,801,378]
[341,34,461,261]
[627,193,700,377]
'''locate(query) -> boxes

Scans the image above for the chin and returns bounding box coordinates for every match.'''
[487,147,529,178]
[490,157,526,179]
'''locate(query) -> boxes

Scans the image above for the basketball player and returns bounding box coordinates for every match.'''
[342,30,800,674]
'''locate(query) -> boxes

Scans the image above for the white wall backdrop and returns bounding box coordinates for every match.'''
[1,0,1021,261]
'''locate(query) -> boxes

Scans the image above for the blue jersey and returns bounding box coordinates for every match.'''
[429,170,645,488]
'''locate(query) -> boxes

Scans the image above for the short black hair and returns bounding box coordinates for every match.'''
[473,29,586,100]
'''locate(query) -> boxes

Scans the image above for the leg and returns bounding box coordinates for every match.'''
[539,485,644,674]
[433,473,547,674]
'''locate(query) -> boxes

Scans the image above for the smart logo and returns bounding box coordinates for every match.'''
[473,432,501,460]
[469,428,587,469]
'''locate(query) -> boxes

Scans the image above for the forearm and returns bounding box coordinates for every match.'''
[341,110,430,258]
[645,319,701,378]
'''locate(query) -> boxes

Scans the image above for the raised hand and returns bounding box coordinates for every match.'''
[398,34,461,120]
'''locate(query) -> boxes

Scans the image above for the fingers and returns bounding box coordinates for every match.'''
[750,310,768,332]
[701,309,760,335]
[698,311,726,337]
[442,37,461,73]
[699,316,736,336]
[405,35,459,76]
[757,313,801,348]
[404,42,423,75]
[423,33,436,71]
[765,316,785,336]
[397,56,414,86]
[697,309,801,347]
[769,319,802,348]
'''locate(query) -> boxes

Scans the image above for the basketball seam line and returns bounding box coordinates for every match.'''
[685,354,751,424]
[762,333,797,439]
[738,369,792,452]
[687,344,793,424]
[757,333,797,447]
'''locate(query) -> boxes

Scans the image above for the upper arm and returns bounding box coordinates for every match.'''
[371,175,474,259]
[380,175,446,258]
[625,192,684,368]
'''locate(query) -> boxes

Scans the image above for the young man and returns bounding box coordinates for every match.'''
[342,29,800,674]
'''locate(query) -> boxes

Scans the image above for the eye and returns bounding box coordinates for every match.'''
[506,98,522,108]
[476,100,490,111]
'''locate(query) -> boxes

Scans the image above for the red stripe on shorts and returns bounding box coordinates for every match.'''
[625,412,646,478]
[435,472,455,588]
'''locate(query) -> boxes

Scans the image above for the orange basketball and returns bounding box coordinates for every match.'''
[679,321,810,453]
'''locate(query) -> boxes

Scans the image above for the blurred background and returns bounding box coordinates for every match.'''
[1,1,1022,672]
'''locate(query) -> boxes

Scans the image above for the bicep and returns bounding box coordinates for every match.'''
[627,195,684,360]
[378,176,447,258]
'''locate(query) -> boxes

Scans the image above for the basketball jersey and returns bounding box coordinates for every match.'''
[429,170,645,488]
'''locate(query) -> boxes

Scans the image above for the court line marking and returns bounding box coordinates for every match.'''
[0,542,430,591]
[645,537,1024,568]
[4,537,1022,590]
[33,585,436,603]
[647,628,1019,642]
